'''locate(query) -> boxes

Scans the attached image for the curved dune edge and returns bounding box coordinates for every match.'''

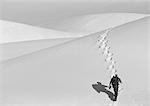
[0,20,83,61]
[0,20,83,44]
[1,17,149,105]
[55,13,149,34]
[0,14,149,62]
[0,38,75,62]
[1,17,149,63]
[1,13,149,44]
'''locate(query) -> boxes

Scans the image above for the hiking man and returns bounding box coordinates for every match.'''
[109,74,122,101]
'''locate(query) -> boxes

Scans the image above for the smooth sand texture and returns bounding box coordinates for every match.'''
[1,17,149,105]
[0,20,82,44]
[55,13,149,34]
[0,13,149,62]
[0,20,82,62]
[0,38,75,62]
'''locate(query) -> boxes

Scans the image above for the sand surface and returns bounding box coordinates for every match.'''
[0,17,149,105]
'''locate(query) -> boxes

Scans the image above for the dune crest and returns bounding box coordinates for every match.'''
[56,13,149,34]
[1,16,149,106]
[0,20,83,44]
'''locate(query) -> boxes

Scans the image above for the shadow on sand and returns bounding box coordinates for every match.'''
[92,82,116,101]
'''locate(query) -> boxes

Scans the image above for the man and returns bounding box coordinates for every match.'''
[109,74,122,101]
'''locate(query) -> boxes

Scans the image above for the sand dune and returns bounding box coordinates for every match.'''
[0,20,82,44]
[56,13,149,34]
[0,13,149,62]
[0,38,76,62]
[0,20,83,62]
[1,17,149,105]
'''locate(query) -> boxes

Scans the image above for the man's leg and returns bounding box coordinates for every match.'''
[114,90,118,101]
[113,85,118,101]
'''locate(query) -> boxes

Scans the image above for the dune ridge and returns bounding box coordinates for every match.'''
[1,15,149,105]
[0,38,76,62]
[56,13,149,34]
[0,13,149,62]
[0,20,83,44]
[1,16,149,64]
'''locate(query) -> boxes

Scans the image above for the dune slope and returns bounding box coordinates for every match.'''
[0,20,82,44]
[56,13,149,35]
[1,13,149,62]
[0,38,75,62]
[1,17,150,105]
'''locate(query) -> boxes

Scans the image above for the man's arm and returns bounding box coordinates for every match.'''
[118,77,122,83]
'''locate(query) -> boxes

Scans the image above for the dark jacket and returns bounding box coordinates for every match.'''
[109,75,122,89]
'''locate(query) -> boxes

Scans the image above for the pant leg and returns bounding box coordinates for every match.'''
[114,89,118,101]
[113,85,118,101]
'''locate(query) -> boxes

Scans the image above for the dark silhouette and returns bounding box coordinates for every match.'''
[92,82,116,101]
[109,74,122,101]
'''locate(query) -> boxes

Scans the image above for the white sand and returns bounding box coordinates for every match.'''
[0,38,76,62]
[0,13,149,62]
[0,17,149,105]
[0,20,82,44]
[56,13,149,35]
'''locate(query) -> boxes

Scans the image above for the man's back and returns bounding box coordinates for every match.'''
[109,74,122,101]
[110,75,122,86]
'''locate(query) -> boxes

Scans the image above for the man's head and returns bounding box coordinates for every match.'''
[115,74,118,77]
